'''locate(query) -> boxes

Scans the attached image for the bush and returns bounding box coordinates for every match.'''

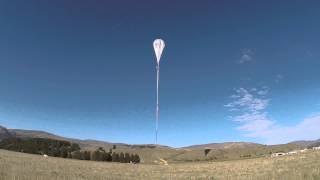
[204,148,211,156]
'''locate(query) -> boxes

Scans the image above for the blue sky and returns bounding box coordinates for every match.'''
[0,0,320,147]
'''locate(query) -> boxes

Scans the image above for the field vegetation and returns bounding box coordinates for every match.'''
[1,149,320,180]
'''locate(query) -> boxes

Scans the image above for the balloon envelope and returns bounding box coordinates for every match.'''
[153,39,165,64]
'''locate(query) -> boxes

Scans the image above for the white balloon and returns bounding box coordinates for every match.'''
[153,38,165,144]
[153,39,165,64]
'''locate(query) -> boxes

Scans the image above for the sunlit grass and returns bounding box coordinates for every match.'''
[1,149,320,180]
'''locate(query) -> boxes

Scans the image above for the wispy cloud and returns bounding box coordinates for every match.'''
[225,87,320,144]
[225,88,269,113]
[257,86,268,96]
[275,74,284,83]
[239,49,254,64]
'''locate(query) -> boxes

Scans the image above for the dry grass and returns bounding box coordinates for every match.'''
[1,149,320,180]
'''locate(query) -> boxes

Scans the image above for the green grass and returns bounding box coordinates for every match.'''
[1,149,320,180]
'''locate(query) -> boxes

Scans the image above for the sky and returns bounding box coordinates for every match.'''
[0,0,320,147]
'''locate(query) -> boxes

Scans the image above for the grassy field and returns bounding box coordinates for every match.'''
[1,149,320,180]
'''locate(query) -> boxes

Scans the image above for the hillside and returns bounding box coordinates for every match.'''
[291,139,320,147]
[5,128,169,151]
[1,149,320,179]
[182,142,263,150]
[0,125,180,163]
[8,129,69,141]
[5,128,152,150]
[0,125,312,164]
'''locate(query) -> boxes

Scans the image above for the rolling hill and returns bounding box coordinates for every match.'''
[0,125,179,163]
[4,127,151,151]
[0,125,316,163]
[182,142,263,150]
[291,139,320,147]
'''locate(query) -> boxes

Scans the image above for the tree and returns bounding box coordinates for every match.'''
[124,153,130,163]
[90,150,100,161]
[112,152,119,162]
[119,152,125,163]
[204,148,211,156]
[103,152,112,161]
[70,143,80,152]
[81,151,91,160]
[60,147,69,158]
[132,154,140,163]
[71,151,82,160]
[98,147,105,152]
[130,154,134,163]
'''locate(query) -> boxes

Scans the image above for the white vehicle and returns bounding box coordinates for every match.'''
[313,147,320,150]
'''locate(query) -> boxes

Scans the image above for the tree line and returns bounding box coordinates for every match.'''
[0,137,80,156]
[0,138,140,163]
[70,147,140,163]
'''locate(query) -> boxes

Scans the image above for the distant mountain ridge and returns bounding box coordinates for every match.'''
[0,125,167,150]
[8,129,69,141]
[1,125,319,149]
[291,139,320,147]
[182,142,264,150]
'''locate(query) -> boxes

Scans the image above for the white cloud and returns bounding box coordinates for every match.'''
[257,87,269,95]
[225,88,269,113]
[275,74,284,83]
[225,87,320,144]
[239,49,254,64]
[263,115,320,144]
